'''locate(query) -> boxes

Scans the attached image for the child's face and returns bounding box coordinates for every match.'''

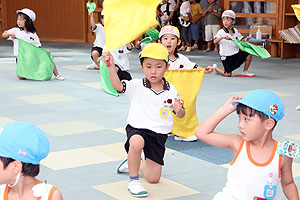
[17,14,26,28]
[162,0,168,4]
[222,17,235,29]
[208,0,216,4]
[142,58,168,85]
[160,34,180,55]
[238,110,268,141]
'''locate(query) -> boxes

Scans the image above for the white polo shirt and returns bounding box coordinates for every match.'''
[169,53,197,69]
[5,27,41,56]
[110,45,133,71]
[214,27,243,57]
[92,24,105,48]
[121,78,180,134]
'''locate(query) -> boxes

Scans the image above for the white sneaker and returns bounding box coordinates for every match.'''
[86,63,98,70]
[203,48,211,52]
[191,44,198,50]
[116,159,128,174]
[54,74,64,80]
[174,135,198,142]
[241,71,255,77]
[296,105,300,111]
[128,180,148,197]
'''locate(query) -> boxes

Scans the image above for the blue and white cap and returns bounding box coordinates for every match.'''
[0,122,50,164]
[232,89,284,122]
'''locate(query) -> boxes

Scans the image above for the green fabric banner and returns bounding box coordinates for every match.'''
[233,39,271,59]
[99,59,121,97]
[17,39,54,81]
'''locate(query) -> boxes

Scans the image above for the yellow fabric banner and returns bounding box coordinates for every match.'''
[103,0,161,51]
[292,5,300,21]
[164,69,205,138]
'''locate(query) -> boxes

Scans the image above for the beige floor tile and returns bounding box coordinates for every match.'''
[90,143,175,161]
[231,90,295,97]
[0,118,15,127]
[286,134,300,142]
[93,177,200,200]
[39,120,107,136]
[112,128,126,134]
[16,93,77,104]
[41,147,117,170]
[80,82,102,89]
[61,65,88,71]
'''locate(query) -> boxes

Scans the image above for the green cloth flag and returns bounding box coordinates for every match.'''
[141,29,159,44]
[86,2,96,13]
[17,39,54,81]
[99,59,121,97]
[233,39,271,59]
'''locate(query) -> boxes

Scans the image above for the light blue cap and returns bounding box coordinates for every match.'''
[232,89,284,122]
[0,122,50,164]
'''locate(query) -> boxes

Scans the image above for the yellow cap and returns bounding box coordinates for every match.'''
[140,43,169,62]
[159,25,180,38]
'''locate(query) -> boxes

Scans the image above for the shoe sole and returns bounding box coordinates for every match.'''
[234,74,255,77]
[116,159,128,174]
[128,189,148,197]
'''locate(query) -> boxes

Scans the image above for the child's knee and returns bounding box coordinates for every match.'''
[129,135,144,152]
[91,51,100,58]
[146,176,160,184]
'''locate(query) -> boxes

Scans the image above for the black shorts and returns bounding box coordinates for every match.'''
[116,65,132,81]
[124,124,168,165]
[90,46,103,60]
[221,50,249,73]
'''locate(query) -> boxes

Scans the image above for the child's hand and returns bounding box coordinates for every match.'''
[171,98,183,113]
[208,6,213,12]
[243,36,251,42]
[88,11,93,16]
[10,33,17,39]
[223,96,242,113]
[101,51,115,68]
[204,66,215,74]
[223,35,231,40]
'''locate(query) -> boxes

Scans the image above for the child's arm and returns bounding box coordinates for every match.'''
[171,98,185,118]
[88,12,96,30]
[2,31,16,39]
[52,188,63,200]
[164,11,174,25]
[214,35,231,44]
[196,96,242,151]
[211,10,222,18]
[281,156,299,200]
[102,52,123,92]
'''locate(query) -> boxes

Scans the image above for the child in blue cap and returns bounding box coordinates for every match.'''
[196,89,299,199]
[0,122,63,200]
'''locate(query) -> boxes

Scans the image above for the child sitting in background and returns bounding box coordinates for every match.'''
[196,89,299,199]
[2,8,64,80]
[0,122,63,200]
[202,0,222,52]
[104,43,185,197]
[214,10,254,77]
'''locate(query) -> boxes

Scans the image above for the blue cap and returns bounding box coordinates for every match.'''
[232,89,284,122]
[0,122,50,164]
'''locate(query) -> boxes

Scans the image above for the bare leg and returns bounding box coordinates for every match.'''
[91,50,100,69]
[207,41,212,50]
[128,135,144,178]
[243,54,252,72]
[53,63,58,74]
[140,159,162,183]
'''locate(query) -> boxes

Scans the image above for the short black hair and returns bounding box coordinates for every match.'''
[17,12,36,33]
[139,57,168,65]
[236,104,277,127]
[0,156,40,177]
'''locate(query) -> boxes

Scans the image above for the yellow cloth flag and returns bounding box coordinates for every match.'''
[164,69,205,138]
[103,0,161,51]
[292,5,300,21]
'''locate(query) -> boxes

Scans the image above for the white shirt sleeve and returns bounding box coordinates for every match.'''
[122,79,139,100]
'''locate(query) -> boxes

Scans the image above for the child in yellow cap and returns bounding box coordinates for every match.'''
[159,25,214,72]
[102,43,185,198]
